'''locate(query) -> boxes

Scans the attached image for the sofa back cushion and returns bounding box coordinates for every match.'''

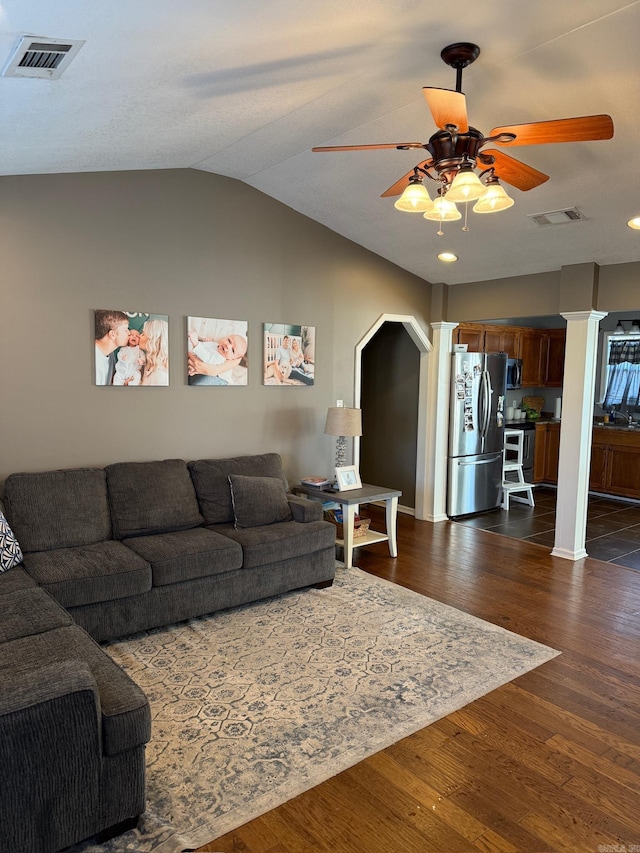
[106,459,204,539]
[188,453,288,524]
[4,468,112,552]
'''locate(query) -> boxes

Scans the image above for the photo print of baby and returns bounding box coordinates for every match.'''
[187,316,248,386]
[94,310,169,386]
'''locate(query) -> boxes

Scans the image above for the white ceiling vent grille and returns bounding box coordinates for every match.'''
[528,208,588,227]
[2,36,85,79]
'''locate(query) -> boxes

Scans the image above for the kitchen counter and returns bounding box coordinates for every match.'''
[593,420,640,431]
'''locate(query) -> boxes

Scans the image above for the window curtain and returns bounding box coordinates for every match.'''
[603,340,640,408]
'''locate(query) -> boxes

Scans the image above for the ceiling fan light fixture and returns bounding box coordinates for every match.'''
[394,180,434,213]
[423,196,461,221]
[473,179,514,213]
[446,167,487,202]
[628,217,640,230]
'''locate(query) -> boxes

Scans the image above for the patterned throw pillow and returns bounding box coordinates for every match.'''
[0,511,24,572]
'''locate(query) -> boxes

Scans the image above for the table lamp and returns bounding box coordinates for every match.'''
[324,407,362,468]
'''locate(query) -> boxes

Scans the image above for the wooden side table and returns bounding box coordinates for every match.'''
[294,483,402,569]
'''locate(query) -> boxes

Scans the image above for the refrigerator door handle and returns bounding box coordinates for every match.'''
[481,370,492,437]
[459,457,500,466]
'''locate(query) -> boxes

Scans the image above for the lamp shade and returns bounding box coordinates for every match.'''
[324,407,362,437]
[394,182,434,213]
[423,196,461,222]
[446,168,487,202]
[472,181,514,213]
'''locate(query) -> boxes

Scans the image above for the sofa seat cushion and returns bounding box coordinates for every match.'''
[123,527,243,586]
[0,565,37,595]
[210,519,336,569]
[0,587,73,644]
[189,453,288,524]
[106,459,204,539]
[4,468,111,551]
[22,541,152,608]
[0,625,150,756]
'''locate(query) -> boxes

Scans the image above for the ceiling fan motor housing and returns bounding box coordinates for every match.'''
[428,127,485,182]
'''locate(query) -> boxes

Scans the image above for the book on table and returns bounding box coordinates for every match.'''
[300,476,332,488]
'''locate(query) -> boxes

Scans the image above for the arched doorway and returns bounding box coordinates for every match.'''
[354,314,431,518]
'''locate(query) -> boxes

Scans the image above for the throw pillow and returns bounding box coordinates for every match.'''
[228,475,293,529]
[0,511,24,573]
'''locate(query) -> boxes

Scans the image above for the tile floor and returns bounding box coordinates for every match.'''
[453,486,640,570]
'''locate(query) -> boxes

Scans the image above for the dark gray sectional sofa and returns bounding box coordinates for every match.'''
[0,453,336,853]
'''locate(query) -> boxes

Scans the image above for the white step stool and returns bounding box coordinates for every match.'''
[501,428,535,510]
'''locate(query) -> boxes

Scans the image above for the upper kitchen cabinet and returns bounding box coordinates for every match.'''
[543,329,566,387]
[520,330,545,386]
[455,323,485,352]
[484,327,521,359]
[456,323,565,388]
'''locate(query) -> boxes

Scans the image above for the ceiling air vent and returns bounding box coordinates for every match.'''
[528,208,588,227]
[2,36,85,79]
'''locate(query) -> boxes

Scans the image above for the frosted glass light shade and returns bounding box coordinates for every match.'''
[394,182,434,213]
[446,169,487,202]
[423,197,461,221]
[473,182,514,213]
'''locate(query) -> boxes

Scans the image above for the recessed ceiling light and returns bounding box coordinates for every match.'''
[627,217,640,230]
[438,252,458,263]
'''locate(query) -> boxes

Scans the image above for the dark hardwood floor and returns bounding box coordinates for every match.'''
[198,507,640,853]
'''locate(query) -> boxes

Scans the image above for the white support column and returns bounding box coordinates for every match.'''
[423,322,458,522]
[552,310,607,560]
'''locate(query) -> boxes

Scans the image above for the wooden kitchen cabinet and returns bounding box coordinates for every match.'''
[533,422,561,484]
[589,443,607,492]
[543,329,566,387]
[456,324,485,351]
[455,323,565,387]
[591,427,640,499]
[484,327,521,358]
[520,330,545,387]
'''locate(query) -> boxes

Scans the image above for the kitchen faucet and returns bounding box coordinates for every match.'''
[614,410,636,425]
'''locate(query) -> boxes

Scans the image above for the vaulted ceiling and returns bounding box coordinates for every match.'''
[1,1,639,285]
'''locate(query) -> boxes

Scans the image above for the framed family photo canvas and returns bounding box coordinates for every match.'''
[187,316,248,386]
[263,323,315,386]
[94,310,169,386]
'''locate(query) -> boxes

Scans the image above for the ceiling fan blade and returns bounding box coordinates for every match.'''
[380,159,434,198]
[422,88,468,132]
[312,142,425,153]
[480,150,549,191]
[490,115,614,146]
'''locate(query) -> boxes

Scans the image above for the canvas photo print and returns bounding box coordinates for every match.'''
[263,323,315,386]
[94,310,169,386]
[187,316,248,386]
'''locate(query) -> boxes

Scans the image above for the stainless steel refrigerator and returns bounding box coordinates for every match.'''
[447,351,507,518]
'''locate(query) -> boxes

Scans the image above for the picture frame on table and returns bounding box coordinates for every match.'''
[334,465,362,492]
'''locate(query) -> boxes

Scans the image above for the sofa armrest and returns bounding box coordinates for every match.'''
[0,661,102,853]
[287,496,323,523]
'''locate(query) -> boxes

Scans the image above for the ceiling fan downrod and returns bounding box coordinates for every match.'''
[440,42,481,92]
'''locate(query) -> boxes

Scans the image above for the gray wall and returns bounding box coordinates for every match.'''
[0,169,431,485]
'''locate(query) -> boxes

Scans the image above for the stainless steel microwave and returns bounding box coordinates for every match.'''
[506,357,523,389]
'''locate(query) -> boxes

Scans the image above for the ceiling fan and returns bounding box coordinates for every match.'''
[312,43,614,219]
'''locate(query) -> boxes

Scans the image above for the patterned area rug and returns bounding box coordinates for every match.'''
[75,567,559,853]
